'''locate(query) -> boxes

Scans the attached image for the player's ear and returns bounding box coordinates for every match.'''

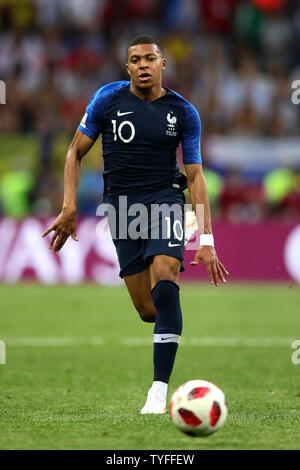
[126,63,130,76]
[161,57,166,71]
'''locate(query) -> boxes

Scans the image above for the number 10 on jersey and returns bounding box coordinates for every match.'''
[111,120,135,143]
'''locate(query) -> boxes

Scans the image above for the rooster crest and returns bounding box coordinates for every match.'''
[167,112,177,126]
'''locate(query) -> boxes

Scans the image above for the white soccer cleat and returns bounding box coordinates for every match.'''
[140,381,167,414]
[184,210,198,246]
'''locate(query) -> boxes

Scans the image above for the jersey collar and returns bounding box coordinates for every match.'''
[128,84,169,103]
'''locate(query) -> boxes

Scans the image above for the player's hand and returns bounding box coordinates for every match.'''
[41,209,78,252]
[190,246,229,286]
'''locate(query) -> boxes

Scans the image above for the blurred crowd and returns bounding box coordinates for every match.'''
[0,0,300,221]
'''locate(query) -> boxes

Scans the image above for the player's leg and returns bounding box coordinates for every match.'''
[140,255,182,414]
[149,254,180,287]
[114,244,157,322]
[112,235,157,323]
[123,269,157,323]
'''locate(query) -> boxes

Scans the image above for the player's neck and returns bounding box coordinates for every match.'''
[130,82,166,102]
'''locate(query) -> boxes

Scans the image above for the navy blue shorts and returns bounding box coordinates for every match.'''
[106,187,186,278]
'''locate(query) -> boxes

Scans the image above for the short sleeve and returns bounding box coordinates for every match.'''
[181,102,202,164]
[78,81,129,141]
[78,92,104,140]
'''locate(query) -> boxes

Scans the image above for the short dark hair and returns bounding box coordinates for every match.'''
[126,35,163,58]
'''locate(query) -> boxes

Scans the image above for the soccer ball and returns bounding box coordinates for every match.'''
[169,379,228,437]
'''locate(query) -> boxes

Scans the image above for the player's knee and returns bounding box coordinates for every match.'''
[153,267,179,284]
[151,256,180,284]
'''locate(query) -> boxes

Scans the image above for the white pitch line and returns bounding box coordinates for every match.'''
[3,337,294,347]
[182,337,293,347]
[5,337,105,347]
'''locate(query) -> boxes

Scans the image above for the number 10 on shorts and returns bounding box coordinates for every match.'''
[165,216,183,241]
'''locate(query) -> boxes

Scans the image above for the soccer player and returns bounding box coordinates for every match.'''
[42,35,229,414]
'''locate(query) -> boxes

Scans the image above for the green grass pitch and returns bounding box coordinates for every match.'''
[0,282,300,450]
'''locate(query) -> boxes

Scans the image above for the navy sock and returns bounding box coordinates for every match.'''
[151,280,183,384]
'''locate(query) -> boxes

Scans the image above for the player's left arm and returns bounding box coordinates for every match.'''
[185,163,229,286]
[181,101,228,286]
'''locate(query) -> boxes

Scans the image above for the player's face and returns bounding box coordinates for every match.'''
[126,44,166,90]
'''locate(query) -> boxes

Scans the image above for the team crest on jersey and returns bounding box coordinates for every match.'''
[166,111,177,137]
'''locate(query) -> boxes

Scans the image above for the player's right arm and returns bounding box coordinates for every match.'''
[42,83,114,251]
[42,82,128,252]
[42,130,95,252]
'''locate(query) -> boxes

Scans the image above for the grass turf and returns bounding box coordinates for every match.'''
[0,283,299,450]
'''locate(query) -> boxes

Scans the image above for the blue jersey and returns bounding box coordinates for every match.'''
[78,81,202,198]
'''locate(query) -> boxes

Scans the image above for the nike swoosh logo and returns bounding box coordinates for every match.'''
[161,336,177,341]
[168,242,181,247]
[117,110,133,116]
